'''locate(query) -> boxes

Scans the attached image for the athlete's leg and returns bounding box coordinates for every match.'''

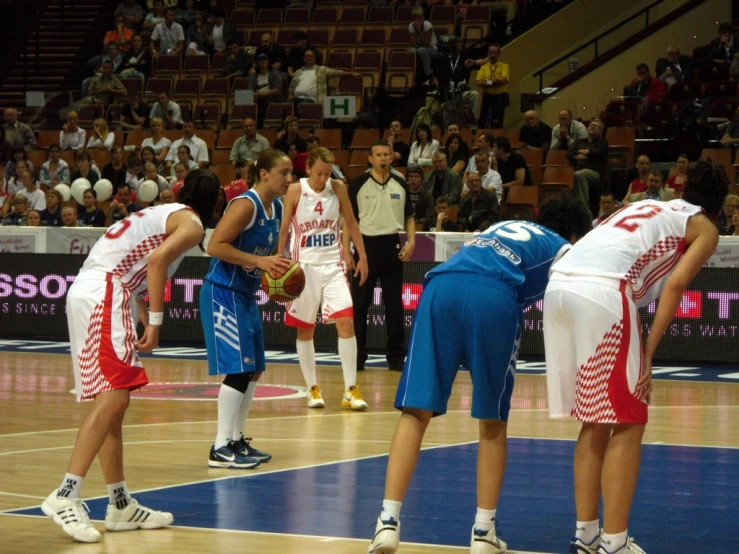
[296,326,318,389]
[601,423,644,534]
[384,408,433,503]
[574,423,611,523]
[477,419,507,511]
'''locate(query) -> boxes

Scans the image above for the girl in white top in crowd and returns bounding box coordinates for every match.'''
[140,117,171,164]
[408,123,440,167]
[86,118,116,150]
[40,143,71,187]
[60,111,86,150]
[17,170,46,211]
[169,144,198,181]
[140,162,171,193]
[7,159,30,195]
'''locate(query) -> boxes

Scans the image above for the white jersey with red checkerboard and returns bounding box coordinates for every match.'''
[288,178,342,266]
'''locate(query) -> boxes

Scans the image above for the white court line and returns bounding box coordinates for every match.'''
[0,492,46,500]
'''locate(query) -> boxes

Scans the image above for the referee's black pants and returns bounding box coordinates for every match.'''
[352,233,407,370]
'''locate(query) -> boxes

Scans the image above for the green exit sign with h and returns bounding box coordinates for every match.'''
[323,96,356,118]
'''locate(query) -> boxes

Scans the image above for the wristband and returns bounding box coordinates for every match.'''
[148,311,164,326]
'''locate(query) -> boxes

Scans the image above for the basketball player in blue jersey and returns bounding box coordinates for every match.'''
[368,194,593,554]
[201,149,293,469]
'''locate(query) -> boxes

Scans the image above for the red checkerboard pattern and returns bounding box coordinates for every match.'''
[111,234,167,282]
[78,302,114,400]
[624,236,684,285]
[573,321,622,423]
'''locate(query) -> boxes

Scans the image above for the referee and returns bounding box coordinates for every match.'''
[346,140,416,371]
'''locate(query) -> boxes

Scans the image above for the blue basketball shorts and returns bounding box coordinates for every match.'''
[200,280,266,376]
[395,273,521,421]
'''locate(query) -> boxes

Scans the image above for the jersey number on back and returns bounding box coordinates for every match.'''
[612,204,663,233]
[314,201,324,216]
[487,221,545,241]
[105,211,146,240]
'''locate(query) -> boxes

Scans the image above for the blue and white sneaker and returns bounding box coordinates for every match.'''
[230,437,272,462]
[367,516,400,554]
[597,537,646,554]
[571,535,601,553]
[208,444,260,469]
[470,519,507,553]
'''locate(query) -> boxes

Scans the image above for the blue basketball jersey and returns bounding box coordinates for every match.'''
[204,189,283,296]
[426,221,569,306]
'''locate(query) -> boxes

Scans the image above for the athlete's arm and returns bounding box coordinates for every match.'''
[207,197,292,277]
[334,180,368,285]
[639,214,719,399]
[136,298,149,326]
[399,215,416,261]
[277,182,301,257]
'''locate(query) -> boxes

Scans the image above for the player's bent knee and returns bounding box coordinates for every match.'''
[334,317,354,337]
[401,407,433,425]
[296,327,315,341]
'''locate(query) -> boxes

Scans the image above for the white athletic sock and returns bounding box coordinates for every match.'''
[107,481,132,509]
[338,336,357,390]
[216,384,244,448]
[601,530,628,552]
[296,339,317,388]
[474,508,497,531]
[381,499,402,522]
[57,473,84,500]
[575,519,600,544]
[232,380,257,440]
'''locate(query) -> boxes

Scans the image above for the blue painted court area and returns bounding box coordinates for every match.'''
[9,439,738,553]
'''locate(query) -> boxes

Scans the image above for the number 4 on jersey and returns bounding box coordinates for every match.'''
[314,201,324,216]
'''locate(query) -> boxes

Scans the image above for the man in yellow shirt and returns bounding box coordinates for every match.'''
[475,44,509,129]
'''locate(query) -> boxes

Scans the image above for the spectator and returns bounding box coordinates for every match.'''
[0,175,11,218]
[168,144,199,181]
[40,188,64,226]
[288,47,360,106]
[249,53,284,129]
[656,46,693,85]
[476,43,509,129]
[69,150,100,186]
[0,127,11,166]
[443,123,469,154]
[731,211,739,236]
[551,109,588,150]
[140,145,161,177]
[462,132,494,184]
[425,195,460,232]
[17,170,46,211]
[81,60,127,106]
[141,117,172,163]
[149,91,182,130]
[408,7,438,84]
[81,44,125,100]
[622,154,652,205]
[141,162,171,192]
[493,136,531,191]
[88,14,132,71]
[717,194,739,234]
[388,120,411,167]
[406,167,435,228]
[86,118,116,150]
[230,118,269,165]
[61,206,82,227]
[156,188,175,204]
[624,62,665,103]
[78,188,107,227]
[424,152,462,203]
[458,172,498,232]
[185,11,208,55]
[567,118,609,215]
[164,120,209,171]
[666,153,689,195]
[25,209,42,227]
[709,22,739,63]
[286,144,306,179]
[6,159,30,194]
[592,191,619,228]
[60,111,86,151]
[206,8,237,57]
[440,40,479,122]
[151,7,185,58]
[3,107,36,150]
[220,41,253,80]
[721,106,739,148]
[3,148,32,183]
[273,116,308,154]
[114,0,146,32]
[711,21,739,48]
[444,134,469,174]
[467,151,503,202]
[170,162,189,198]
[627,170,675,203]
[256,32,288,73]
[2,194,29,226]
[287,31,323,77]
[146,0,177,9]
[125,155,144,189]
[176,0,198,30]
[101,145,128,190]
[118,90,150,131]
[519,110,552,150]
[120,35,152,80]
[105,183,144,226]
[39,144,70,187]
[408,123,440,167]
[142,0,166,32]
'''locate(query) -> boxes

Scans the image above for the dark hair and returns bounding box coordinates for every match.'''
[436,195,452,205]
[636,62,649,74]
[177,144,192,159]
[537,193,593,241]
[11,146,27,160]
[493,136,511,153]
[682,160,731,219]
[140,145,157,162]
[84,187,98,199]
[719,22,733,34]
[227,40,239,47]
[488,42,501,51]
[415,123,432,143]
[600,191,615,200]
[165,6,176,14]
[75,149,92,162]
[445,135,469,158]
[177,169,221,235]
[481,132,495,147]
[47,143,61,153]
[182,118,194,126]
[303,46,317,58]
[248,149,289,186]
[118,183,131,192]
[307,136,320,145]
[294,31,307,41]
[127,154,142,168]
[101,60,114,67]
[369,140,391,154]
[406,167,424,179]
[648,170,663,182]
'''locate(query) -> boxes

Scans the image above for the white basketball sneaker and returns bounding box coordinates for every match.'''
[104,498,174,531]
[367,515,400,554]
[342,385,368,410]
[41,490,101,543]
[597,536,647,553]
[470,521,508,553]
[307,385,325,408]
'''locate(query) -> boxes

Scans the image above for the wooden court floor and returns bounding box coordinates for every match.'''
[0,351,737,554]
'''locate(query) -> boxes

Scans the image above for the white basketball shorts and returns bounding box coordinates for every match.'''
[284,262,353,328]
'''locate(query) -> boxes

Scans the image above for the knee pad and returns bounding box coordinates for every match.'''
[222,372,254,394]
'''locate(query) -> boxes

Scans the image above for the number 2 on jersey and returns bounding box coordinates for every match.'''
[314,201,324,216]
[612,204,663,233]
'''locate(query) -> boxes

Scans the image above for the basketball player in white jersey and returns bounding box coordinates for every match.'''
[278,147,370,409]
[543,161,728,554]
[41,170,221,543]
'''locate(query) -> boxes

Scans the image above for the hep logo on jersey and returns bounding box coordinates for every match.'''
[301,233,337,248]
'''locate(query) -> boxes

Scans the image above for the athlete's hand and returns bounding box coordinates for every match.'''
[342,249,355,272]
[398,241,415,262]
[136,325,160,353]
[354,255,368,286]
[258,255,293,278]
[636,357,652,403]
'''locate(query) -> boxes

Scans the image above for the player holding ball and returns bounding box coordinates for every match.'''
[278,147,370,410]
[201,149,292,469]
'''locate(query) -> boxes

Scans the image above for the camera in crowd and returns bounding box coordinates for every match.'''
[432,35,469,101]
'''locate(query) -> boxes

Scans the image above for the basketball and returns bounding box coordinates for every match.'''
[260,262,305,303]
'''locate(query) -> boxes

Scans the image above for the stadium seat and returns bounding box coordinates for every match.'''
[255,9,282,30]
[703,80,738,98]
[709,98,738,122]
[339,6,366,28]
[506,184,539,206]
[385,51,416,94]
[283,8,310,31]
[667,81,703,104]
[354,51,382,91]
[217,130,243,150]
[154,55,182,82]
[231,8,255,31]
[358,28,386,54]
[462,6,490,46]
[349,129,380,149]
[297,103,324,130]
[77,104,104,127]
[201,78,229,114]
[144,77,173,103]
[336,75,364,114]
[394,6,414,29]
[125,129,150,148]
[182,55,209,84]
[332,29,359,59]
[193,103,221,130]
[210,164,237,184]
[519,148,543,168]
[540,166,574,186]
[539,184,572,204]
[366,7,393,28]
[211,150,231,165]
[605,126,635,168]
[693,62,730,83]
[430,6,456,32]
[263,103,294,130]
[227,105,258,129]
[172,78,201,108]
[314,129,341,150]
[312,7,339,29]
[602,99,640,127]
[36,131,60,149]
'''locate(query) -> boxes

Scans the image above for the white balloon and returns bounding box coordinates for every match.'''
[54,184,71,202]
[138,179,159,202]
[71,178,92,204]
[94,179,113,202]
